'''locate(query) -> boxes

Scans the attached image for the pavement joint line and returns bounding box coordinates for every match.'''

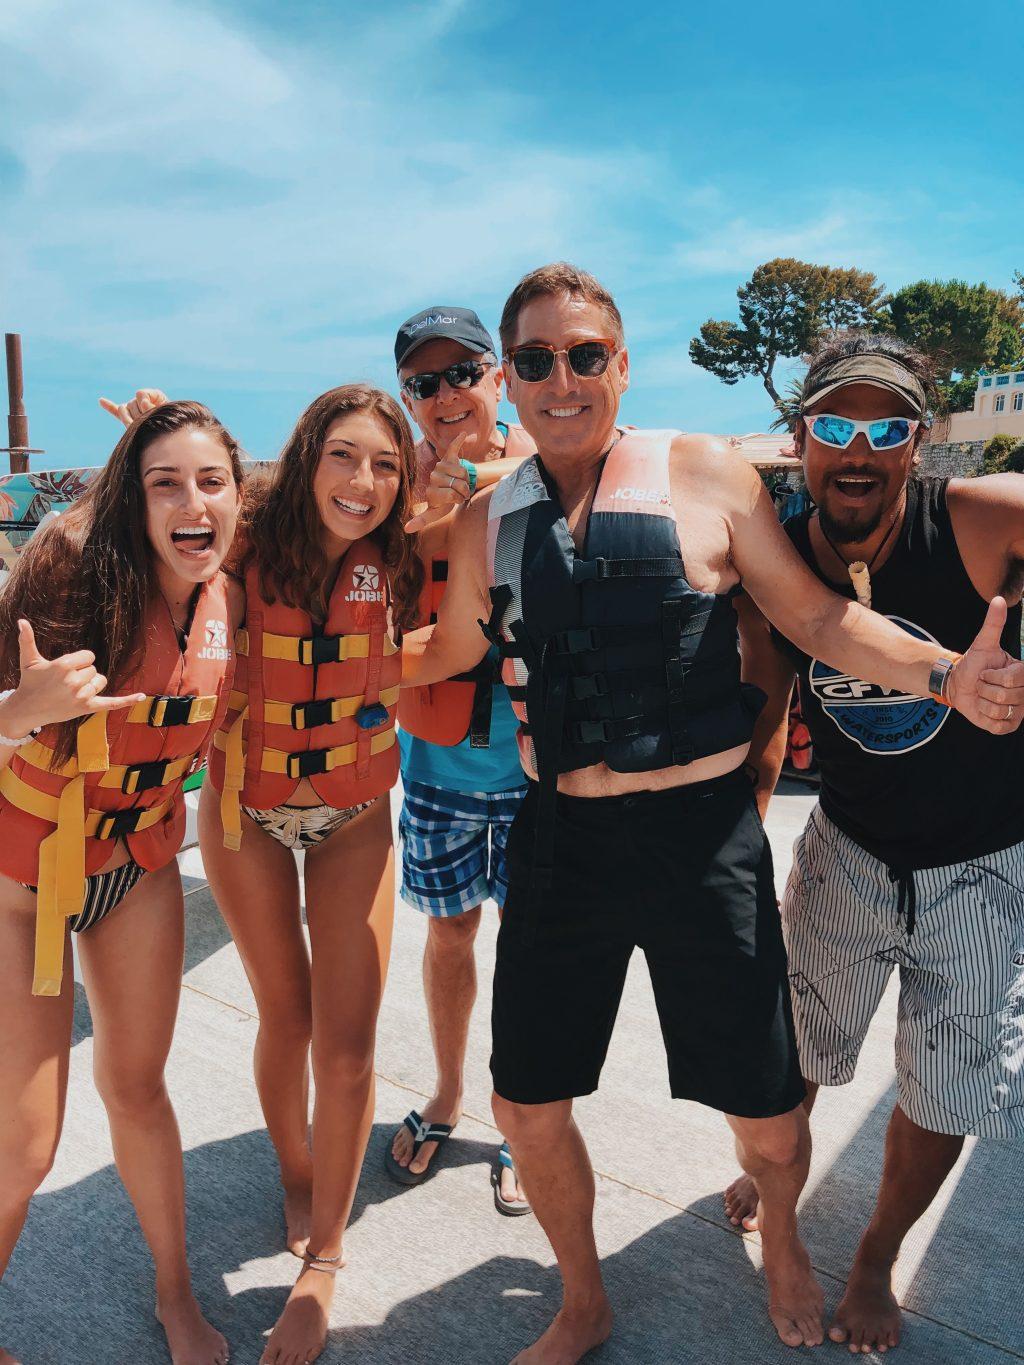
[170,1007,1024,1358]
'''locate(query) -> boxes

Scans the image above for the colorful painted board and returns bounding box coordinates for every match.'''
[0,468,99,585]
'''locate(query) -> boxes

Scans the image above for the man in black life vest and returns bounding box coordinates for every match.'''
[401,263,1024,1363]
[723,330,1024,1356]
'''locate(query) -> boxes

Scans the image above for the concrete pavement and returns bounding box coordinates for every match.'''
[2,779,1021,1364]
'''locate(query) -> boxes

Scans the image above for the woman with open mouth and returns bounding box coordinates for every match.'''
[0,402,244,1365]
[198,384,422,1365]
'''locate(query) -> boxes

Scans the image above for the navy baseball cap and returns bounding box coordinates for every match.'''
[394,306,496,371]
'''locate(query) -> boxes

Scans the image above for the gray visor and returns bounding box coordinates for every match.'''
[800,354,928,419]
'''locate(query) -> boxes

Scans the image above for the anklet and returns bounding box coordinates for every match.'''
[303,1249,342,1274]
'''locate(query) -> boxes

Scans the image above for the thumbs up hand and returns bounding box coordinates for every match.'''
[0,620,146,739]
[946,597,1024,733]
[405,433,474,533]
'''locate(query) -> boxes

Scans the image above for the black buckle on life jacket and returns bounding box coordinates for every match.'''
[121,759,175,795]
[286,749,329,779]
[298,635,343,666]
[291,698,335,730]
[148,695,197,727]
[572,557,609,583]
[568,715,643,745]
[553,628,600,655]
[572,556,685,584]
[96,807,151,840]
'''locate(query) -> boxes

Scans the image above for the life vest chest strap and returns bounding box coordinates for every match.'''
[141,694,217,727]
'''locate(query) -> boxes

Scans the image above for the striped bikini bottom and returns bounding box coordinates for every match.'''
[242,800,375,850]
[25,860,147,933]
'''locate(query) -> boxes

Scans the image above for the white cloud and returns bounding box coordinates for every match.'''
[0,0,644,379]
[671,209,873,277]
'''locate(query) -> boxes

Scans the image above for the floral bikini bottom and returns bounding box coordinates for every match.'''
[241,800,375,850]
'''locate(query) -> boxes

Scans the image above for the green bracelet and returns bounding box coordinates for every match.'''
[459,458,478,495]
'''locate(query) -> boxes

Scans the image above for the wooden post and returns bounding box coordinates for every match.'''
[3,334,44,472]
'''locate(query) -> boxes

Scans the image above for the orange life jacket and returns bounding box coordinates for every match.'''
[0,575,234,995]
[787,687,815,771]
[398,422,535,747]
[207,540,401,848]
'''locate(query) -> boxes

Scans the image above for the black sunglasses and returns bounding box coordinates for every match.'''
[505,339,617,384]
[401,360,492,402]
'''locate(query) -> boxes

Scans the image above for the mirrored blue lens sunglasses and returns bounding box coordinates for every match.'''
[803,414,920,452]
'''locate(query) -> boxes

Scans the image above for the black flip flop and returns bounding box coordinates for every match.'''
[383,1109,455,1187]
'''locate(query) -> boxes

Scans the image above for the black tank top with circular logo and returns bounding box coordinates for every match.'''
[778,477,1024,869]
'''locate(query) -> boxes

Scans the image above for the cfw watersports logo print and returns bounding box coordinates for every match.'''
[197,618,231,661]
[808,615,951,756]
[345,564,384,603]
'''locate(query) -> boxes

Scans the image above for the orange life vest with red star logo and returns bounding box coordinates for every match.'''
[0,575,234,995]
[207,540,401,848]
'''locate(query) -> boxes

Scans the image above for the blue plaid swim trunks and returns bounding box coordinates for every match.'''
[399,779,529,917]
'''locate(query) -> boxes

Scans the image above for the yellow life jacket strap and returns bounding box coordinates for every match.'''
[18,740,194,796]
[0,765,173,997]
[235,629,398,665]
[219,705,248,852]
[125,694,218,727]
[212,725,395,781]
[227,685,400,730]
[76,711,110,773]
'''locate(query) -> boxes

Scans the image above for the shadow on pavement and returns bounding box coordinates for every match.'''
[4,1112,1018,1363]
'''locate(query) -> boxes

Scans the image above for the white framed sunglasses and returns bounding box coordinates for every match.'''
[803,413,920,452]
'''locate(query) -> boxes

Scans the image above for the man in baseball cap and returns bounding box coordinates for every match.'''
[386,305,536,1215]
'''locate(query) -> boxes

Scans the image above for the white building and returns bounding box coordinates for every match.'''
[939,366,1024,442]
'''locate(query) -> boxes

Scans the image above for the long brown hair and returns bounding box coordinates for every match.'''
[0,401,244,766]
[241,384,423,629]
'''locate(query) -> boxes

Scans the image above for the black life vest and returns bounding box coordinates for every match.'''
[482,429,765,909]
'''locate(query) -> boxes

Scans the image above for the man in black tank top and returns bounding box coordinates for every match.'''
[724,333,1024,1356]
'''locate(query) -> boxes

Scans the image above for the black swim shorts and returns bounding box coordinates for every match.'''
[490,769,805,1117]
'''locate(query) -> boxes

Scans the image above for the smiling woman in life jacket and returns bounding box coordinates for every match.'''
[200,383,422,1365]
[0,402,243,1365]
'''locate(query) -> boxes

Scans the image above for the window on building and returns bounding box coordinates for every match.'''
[995,394,1006,412]
[1015,392,1023,412]
[996,374,1011,385]
[1016,373,1024,384]
[982,377,993,387]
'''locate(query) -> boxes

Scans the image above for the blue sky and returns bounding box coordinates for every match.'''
[1,0,1021,468]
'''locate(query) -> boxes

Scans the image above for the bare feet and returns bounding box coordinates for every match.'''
[760,1215,825,1349]
[259,1258,342,1365]
[390,1096,461,1177]
[723,1172,760,1231]
[511,1300,613,1364]
[283,1177,313,1257]
[156,1292,229,1365]
[829,1253,902,1354]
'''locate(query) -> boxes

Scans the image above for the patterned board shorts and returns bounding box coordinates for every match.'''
[783,804,1024,1138]
[399,780,529,917]
[242,800,375,850]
